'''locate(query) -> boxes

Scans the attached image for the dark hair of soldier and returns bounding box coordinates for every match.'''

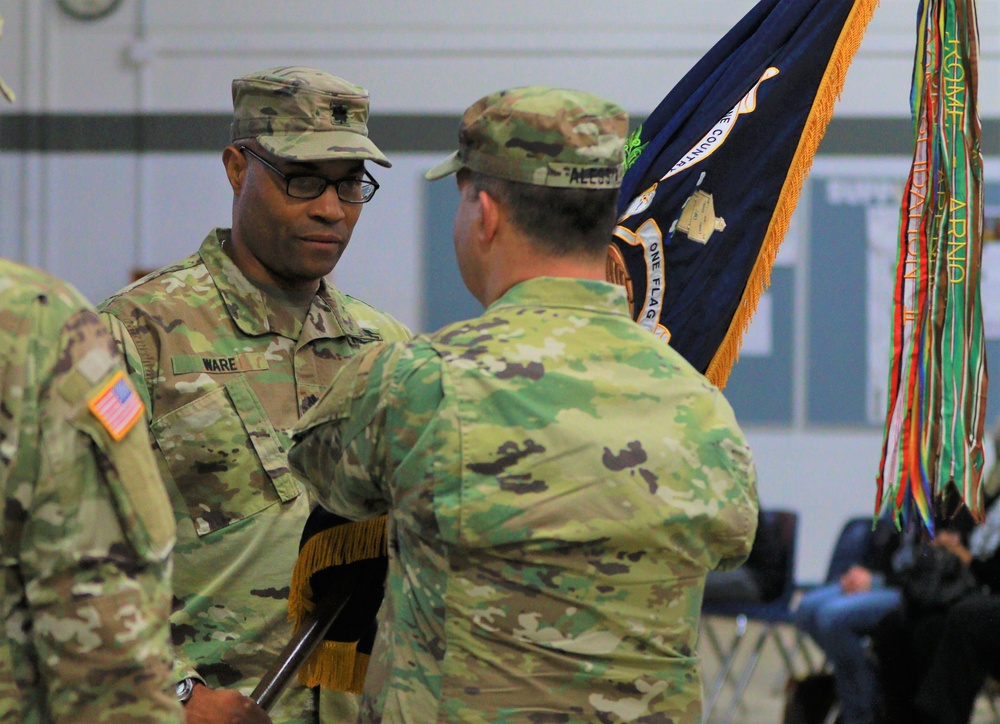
[460,169,619,258]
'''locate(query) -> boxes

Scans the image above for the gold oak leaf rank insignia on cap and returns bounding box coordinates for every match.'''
[88,371,144,441]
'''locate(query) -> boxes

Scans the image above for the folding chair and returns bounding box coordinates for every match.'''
[700,509,800,723]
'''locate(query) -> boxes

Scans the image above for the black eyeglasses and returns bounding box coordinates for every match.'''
[239,146,379,203]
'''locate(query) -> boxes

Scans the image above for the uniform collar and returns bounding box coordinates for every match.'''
[486,276,632,317]
[199,228,362,341]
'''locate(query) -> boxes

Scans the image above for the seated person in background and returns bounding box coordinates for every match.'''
[882,425,1000,724]
[872,488,983,724]
[703,508,786,604]
[911,592,1000,724]
[793,512,902,724]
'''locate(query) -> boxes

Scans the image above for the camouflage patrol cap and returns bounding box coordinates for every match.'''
[231,66,390,167]
[425,86,626,188]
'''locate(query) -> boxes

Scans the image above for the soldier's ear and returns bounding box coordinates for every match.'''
[222,145,247,194]
[477,190,501,248]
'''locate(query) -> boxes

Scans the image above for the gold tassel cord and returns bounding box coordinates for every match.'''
[705,0,881,388]
[297,642,371,694]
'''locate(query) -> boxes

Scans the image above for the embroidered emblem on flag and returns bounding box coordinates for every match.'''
[88,371,144,441]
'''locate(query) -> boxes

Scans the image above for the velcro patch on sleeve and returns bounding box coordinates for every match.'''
[87,370,144,441]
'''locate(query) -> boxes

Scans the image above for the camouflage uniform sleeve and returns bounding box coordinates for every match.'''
[290,339,441,519]
[705,389,759,572]
[21,306,182,722]
[99,309,204,686]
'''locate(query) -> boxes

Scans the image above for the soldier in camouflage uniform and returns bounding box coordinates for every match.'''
[99,67,410,723]
[0,261,187,724]
[289,86,760,723]
[0,19,183,723]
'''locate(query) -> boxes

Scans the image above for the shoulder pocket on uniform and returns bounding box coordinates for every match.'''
[69,373,175,561]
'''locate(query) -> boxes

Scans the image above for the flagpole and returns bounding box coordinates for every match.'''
[251,590,352,712]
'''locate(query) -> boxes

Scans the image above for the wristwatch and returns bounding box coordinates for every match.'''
[175,677,197,704]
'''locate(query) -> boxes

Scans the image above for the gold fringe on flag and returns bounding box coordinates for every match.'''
[286,514,387,691]
[705,0,881,388]
[296,643,372,694]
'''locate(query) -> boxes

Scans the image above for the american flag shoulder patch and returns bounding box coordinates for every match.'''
[88,370,144,441]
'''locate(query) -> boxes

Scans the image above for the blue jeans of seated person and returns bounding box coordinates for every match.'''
[794,583,902,724]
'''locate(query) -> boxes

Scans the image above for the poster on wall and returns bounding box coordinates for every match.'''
[799,165,999,430]
[980,207,1000,340]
